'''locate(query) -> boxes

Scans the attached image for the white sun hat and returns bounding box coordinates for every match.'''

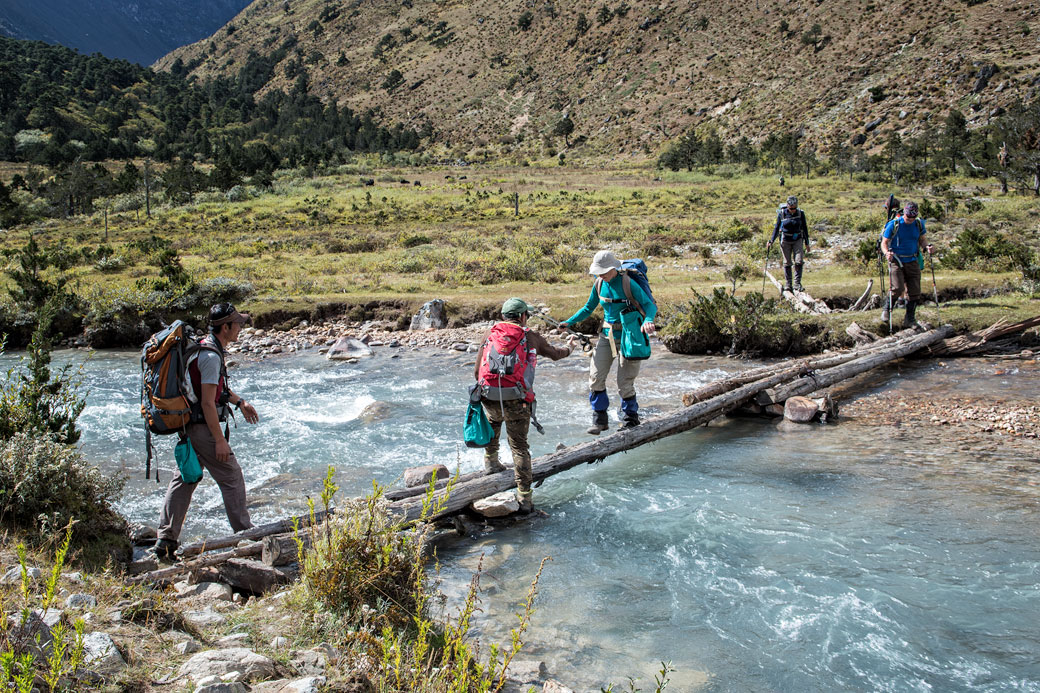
[588,250,622,276]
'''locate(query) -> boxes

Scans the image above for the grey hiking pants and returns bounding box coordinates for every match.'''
[780,238,804,268]
[157,422,253,542]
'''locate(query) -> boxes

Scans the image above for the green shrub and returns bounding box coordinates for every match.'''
[837,238,880,272]
[0,433,126,543]
[0,319,85,446]
[944,227,1030,271]
[661,287,782,355]
[398,232,432,248]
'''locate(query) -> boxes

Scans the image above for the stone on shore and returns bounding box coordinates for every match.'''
[175,581,234,603]
[784,396,820,423]
[1,565,41,584]
[410,299,448,330]
[64,593,98,609]
[82,632,126,672]
[507,658,548,685]
[472,491,520,518]
[179,648,278,684]
[403,464,449,488]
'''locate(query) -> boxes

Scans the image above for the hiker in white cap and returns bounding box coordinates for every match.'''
[560,250,657,434]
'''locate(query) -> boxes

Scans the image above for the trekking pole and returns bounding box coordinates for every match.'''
[533,313,593,352]
[761,243,772,294]
[889,254,904,334]
[928,251,941,323]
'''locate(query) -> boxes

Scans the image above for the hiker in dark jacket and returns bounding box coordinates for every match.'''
[768,196,810,292]
[474,298,575,513]
[155,303,259,559]
[880,201,934,327]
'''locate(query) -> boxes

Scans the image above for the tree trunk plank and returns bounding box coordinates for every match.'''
[388,365,813,524]
[756,326,953,405]
[178,510,332,558]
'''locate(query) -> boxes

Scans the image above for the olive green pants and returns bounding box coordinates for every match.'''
[481,398,533,494]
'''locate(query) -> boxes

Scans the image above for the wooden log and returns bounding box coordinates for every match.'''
[388,365,815,524]
[927,314,1040,356]
[680,327,919,407]
[756,325,954,405]
[178,509,332,559]
[128,542,262,584]
[194,558,296,595]
[765,270,831,314]
[846,321,880,346]
[262,532,312,567]
[848,280,874,312]
[384,470,484,501]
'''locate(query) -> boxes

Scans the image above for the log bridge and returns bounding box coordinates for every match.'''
[131,315,1040,590]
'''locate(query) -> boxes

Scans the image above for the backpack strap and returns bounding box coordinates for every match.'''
[620,273,646,319]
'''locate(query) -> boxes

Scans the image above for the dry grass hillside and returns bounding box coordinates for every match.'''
[157,0,1040,157]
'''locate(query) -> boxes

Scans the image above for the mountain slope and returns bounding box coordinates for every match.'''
[159,0,1040,156]
[0,0,250,66]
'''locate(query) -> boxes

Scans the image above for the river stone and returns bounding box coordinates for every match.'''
[777,419,814,433]
[327,336,373,360]
[543,681,576,693]
[197,684,249,693]
[83,632,125,671]
[784,396,820,423]
[358,401,392,423]
[65,593,97,609]
[7,608,64,655]
[129,522,158,544]
[1,565,41,584]
[279,677,327,693]
[472,491,520,518]
[176,581,234,603]
[290,646,331,676]
[179,648,278,684]
[176,639,202,655]
[410,299,448,330]
[403,464,449,488]
[183,608,227,628]
[507,658,548,684]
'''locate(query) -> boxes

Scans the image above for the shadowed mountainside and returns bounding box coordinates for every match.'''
[0,0,250,65]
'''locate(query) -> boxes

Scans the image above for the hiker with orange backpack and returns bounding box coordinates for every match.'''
[560,250,657,435]
[474,298,577,513]
[154,303,259,559]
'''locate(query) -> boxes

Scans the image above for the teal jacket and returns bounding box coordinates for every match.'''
[566,275,657,329]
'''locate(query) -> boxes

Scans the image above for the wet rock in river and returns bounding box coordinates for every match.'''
[784,396,820,423]
[327,336,373,360]
[358,401,392,423]
[472,491,520,518]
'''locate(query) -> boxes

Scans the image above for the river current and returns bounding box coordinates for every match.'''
[5,345,1038,692]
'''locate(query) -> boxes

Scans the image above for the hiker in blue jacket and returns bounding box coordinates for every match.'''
[560,250,657,434]
[880,201,934,327]
[767,196,810,292]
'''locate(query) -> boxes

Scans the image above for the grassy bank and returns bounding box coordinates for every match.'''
[2,164,1038,349]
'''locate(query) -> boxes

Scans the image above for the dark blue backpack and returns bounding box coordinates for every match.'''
[595,258,655,318]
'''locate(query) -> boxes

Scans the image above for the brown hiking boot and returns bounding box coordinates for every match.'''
[587,411,609,435]
[516,491,534,514]
[484,457,506,474]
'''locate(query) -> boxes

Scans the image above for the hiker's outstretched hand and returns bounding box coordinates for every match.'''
[240,401,259,424]
[642,321,656,336]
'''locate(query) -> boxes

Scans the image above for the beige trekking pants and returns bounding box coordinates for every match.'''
[157,422,253,542]
[590,327,641,400]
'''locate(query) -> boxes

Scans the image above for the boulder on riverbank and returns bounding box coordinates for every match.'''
[410,299,448,331]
